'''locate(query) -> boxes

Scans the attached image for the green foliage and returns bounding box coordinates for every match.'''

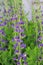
[23,22,38,48]
[26,46,41,65]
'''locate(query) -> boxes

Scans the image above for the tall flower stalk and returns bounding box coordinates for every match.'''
[13,18,28,65]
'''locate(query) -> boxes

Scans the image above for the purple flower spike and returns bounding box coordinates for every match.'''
[13,18,27,64]
[20,43,26,48]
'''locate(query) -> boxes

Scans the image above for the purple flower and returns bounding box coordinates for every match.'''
[17,19,24,25]
[36,16,39,19]
[15,50,19,54]
[3,21,7,25]
[18,56,21,60]
[13,58,17,60]
[15,28,24,33]
[20,43,26,48]
[0,16,3,18]
[38,36,42,41]
[17,62,20,65]
[14,36,23,42]
[18,53,26,60]
[14,43,18,49]
[11,17,17,20]
[0,30,3,32]
[19,53,26,59]
[39,44,43,47]
[10,6,14,8]
[42,21,43,24]
[24,62,28,65]
[8,9,12,13]
[11,24,14,27]
[15,36,19,40]
[0,22,7,26]
[0,30,5,35]
[0,47,3,50]
[0,24,4,26]
[0,47,7,51]
[42,14,43,16]
[22,53,26,58]
[1,39,5,42]
[21,33,26,38]
[23,57,26,60]
[0,20,2,22]
[18,21,24,25]
[4,8,6,13]
[2,31,5,35]
[12,38,15,42]
[15,25,19,28]
[16,39,23,43]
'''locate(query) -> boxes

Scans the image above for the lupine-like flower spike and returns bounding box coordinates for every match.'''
[0,6,14,51]
[13,19,28,65]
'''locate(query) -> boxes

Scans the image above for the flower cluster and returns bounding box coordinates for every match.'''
[38,23,43,48]
[0,4,16,51]
[13,19,28,65]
